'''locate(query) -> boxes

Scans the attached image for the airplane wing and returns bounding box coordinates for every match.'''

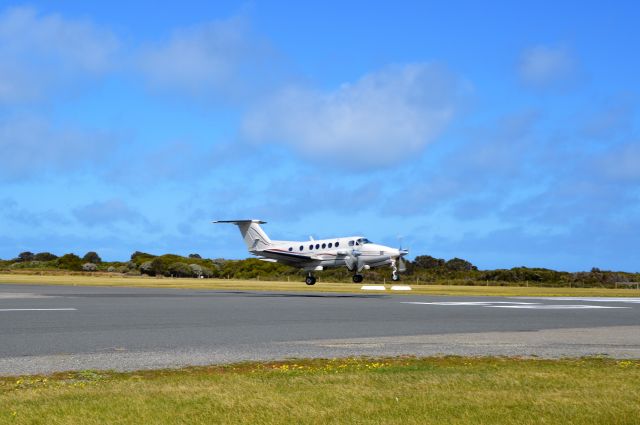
[257,248,321,267]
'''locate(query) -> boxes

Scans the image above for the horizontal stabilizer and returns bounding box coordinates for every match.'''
[213,220,271,250]
[213,220,266,224]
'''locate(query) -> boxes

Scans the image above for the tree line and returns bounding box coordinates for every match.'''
[1,251,638,288]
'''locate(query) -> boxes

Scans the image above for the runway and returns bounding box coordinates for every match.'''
[1,284,639,375]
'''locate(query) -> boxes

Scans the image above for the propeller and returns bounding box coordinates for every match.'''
[396,236,409,273]
[344,249,363,272]
[398,255,407,273]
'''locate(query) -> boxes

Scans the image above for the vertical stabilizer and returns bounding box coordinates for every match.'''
[214,220,271,251]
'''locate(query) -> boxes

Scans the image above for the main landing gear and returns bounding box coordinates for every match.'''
[391,258,400,281]
[305,273,317,285]
[352,274,364,283]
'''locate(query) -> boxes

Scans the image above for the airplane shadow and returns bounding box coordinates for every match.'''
[38,290,387,299]
[232,291,388,299]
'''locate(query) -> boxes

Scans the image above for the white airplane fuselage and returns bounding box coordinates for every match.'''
[214,220,408,285]
[263,237,400,271]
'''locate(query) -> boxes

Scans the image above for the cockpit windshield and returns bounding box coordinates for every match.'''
[356,238,372,244]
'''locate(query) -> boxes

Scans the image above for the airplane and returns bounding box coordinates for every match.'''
[214,219,409,285]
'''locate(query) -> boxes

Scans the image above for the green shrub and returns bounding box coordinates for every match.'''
[34,252,58,261]
[17,252,35,262]
[168,262,192,277]
[56,254,83,271]
[82,251,102,264]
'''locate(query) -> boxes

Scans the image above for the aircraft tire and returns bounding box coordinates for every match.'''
[352,274,363,283]
[305,276,316,285]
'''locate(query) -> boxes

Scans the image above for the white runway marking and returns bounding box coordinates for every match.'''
[487,305,627,309]
[403,301,536,306]
[0,308,77,312]
[0,293,56,299]
[515,297,640,304]
[401,301,630,310]
[361,285,386,291]
[390,285,412,291]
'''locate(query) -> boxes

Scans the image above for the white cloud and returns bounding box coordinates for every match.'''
[73,199,147,226]
[0,115,112,181]
[0,6,119,103]
[0,198,69,227]
[0,63,42,103]
[104,140,217,185]
[382,111,542,217]
[518,45,576,88]
[243,63,464,167]
[138,16,274,99]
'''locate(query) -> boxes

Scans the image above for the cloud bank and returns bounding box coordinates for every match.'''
[137,16,276,100]
[243,63,465,167]
[73,199,148,226]
[0,6,118,103]
[0,115,113,181]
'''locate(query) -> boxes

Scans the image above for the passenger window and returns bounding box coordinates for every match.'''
[348,241,354,246]
[309,245,313,250]
[288,247,292,252]
[322,243,326,249]
[328,243,333,248]
[299,246,303,251]
[335,242,339,247]
[315,244,320,249]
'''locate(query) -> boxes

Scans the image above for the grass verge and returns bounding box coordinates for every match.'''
[1,357,639,424]
[1,273,639,297]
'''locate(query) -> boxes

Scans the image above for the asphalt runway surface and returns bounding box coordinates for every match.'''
[1,284,639,375]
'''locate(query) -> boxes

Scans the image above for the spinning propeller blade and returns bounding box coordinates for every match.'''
[397,237,409,273]
[398,256,407,273]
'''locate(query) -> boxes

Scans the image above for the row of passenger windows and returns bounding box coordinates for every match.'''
[288,241,340,252]
[287,238,373,252]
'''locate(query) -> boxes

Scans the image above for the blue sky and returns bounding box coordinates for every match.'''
[0,1,638,271]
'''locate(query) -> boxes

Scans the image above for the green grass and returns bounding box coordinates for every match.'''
[1,357,639,424]
[1,273,639,297]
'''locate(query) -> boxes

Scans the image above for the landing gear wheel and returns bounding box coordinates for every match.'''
[352,274,364,283]
[305,276,316,285]
[391,274,400,282]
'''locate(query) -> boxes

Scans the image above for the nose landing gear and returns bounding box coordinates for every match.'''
[391,258,400,281]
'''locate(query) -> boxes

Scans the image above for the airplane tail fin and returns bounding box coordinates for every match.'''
[214,220,272,251]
